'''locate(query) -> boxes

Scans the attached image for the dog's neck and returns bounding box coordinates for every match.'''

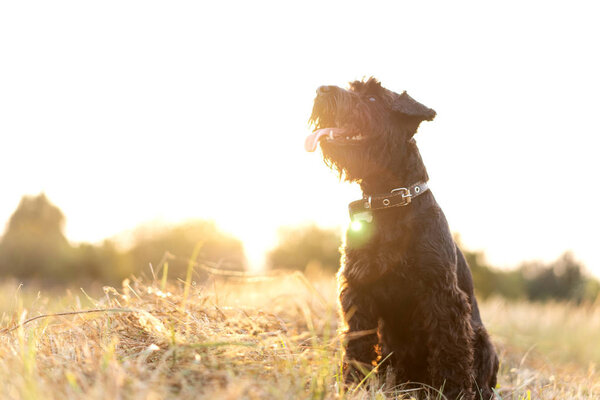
[359,139,429,195]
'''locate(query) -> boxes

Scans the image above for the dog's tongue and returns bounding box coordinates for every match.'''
[304,128,345,152]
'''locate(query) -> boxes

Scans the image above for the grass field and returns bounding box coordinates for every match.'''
[1,266,599,400]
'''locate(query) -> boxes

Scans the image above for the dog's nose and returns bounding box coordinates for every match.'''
[317,85,334,95]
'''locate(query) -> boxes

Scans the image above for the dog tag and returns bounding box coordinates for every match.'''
[352,211,373,223]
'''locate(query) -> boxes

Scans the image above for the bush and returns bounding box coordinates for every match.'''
[126,220,246,278]
[267,224,340,273]
[521,252,589,302]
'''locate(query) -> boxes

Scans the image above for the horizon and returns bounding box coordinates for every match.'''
[1,1,599,276]
[0,191,595,278]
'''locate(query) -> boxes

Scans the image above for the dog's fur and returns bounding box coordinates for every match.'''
[309,78,498,399]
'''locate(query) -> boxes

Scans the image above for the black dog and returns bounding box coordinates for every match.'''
[306,78,498,399]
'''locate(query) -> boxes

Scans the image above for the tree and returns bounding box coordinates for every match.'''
[0,193,73,280]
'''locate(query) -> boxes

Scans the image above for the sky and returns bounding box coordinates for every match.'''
[1,1,599,275]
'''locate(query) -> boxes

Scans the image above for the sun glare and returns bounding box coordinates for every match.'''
[0,1,599,276]
[350,220,363,232]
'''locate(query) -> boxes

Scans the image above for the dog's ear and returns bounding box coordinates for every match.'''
[392,91,436,122]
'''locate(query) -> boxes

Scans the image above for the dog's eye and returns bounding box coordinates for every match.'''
[369,97,376,102]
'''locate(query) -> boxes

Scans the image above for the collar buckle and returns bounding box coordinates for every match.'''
[391,187,412,206]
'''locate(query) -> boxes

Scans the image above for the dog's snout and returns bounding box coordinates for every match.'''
[317,85,335,95]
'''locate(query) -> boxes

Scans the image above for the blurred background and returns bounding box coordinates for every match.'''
[1,1,599,303]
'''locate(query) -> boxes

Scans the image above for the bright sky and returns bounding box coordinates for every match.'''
[1,1,599,275]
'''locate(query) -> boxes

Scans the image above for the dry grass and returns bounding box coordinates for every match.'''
[0,269,599,400]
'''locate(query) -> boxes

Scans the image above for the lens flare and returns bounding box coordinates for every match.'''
[350,220,363,231]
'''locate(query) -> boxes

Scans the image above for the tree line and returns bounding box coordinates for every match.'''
[267,225,600,303]
[0,194,245,285]
[1,194,598,302]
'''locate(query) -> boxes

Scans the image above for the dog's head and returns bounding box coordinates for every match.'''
[306,77,436,182]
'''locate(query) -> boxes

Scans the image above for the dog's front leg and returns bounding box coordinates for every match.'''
[420,281,476,400]
[338,283,379,384]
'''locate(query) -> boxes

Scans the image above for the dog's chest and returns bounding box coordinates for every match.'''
[372,271,421,329]
[345,214,413,254]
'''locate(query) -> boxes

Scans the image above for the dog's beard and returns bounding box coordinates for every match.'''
[321,138,389,182]
[310,100,369,179]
